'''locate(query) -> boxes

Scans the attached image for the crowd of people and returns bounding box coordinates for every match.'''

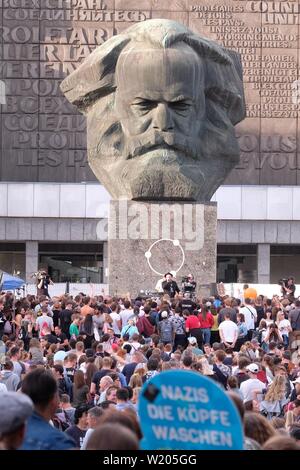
[0,283,300,450]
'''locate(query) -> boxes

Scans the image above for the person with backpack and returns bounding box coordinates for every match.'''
[121,318,139,340]
[240,298,257,340]
[158,311,175,346]
[136,306,155,339]
[213,350,232,388]
[259,375,289,420]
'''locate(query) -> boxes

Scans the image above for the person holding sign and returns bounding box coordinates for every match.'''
[138,370,244,450]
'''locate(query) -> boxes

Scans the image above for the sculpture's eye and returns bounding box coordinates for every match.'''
[132,99,156,113]
[169,100,192,113]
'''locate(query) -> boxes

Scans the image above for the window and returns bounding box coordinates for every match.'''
[270,245,300,284]
[217,244,257,283]
[0,243,26,280]
[39,243,103,283]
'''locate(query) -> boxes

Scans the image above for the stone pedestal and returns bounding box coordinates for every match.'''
[108,200,217,298]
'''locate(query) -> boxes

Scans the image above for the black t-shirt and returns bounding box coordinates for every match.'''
[60,309,73,334]
[56,333,67,344]
[44,333,58,344]
[65,425,86,449]
[52,309,60,328]
[255,306,265,326]
[180,299,197,313]
[162,280,180,298]
[92,369,112,394]
[65,366,76,383]
[122,363,138,385]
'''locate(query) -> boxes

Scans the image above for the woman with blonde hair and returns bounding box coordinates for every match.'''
[259,375,288,419]
[129,373,143,389]
[239,341,256,361]
[198,356,215,377]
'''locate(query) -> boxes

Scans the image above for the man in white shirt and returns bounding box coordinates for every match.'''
[110,303,121,336]
[240,363,265,403]
[120,300,134,328]
[240,298,257,339]
[219,312,238,349]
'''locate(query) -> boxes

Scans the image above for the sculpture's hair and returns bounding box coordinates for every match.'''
[61,19,245,125]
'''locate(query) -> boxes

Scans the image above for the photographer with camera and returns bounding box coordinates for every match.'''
[280,277,296,302]
[34,270,53,298]
[182,274,197,298]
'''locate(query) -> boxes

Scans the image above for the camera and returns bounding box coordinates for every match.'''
[278,278,288,287]
[182,275,196,294]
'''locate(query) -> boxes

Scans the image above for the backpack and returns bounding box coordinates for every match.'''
[159,320,173,342]
[252,328,262,344]
[52,412,71,432]
[63,370,73,401]
[4,320,12,335]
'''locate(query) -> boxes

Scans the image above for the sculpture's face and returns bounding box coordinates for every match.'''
[87,43,240,201]
[114,46,205,161]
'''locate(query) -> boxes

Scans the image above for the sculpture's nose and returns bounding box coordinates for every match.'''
[152,103,174,131]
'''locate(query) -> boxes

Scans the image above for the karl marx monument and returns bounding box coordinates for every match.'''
[61,19,245,296]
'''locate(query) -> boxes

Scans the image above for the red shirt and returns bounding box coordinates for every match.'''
[185,315,201,330]
[198,312,214,329]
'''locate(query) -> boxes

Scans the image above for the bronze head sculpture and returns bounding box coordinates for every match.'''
[61,19,245,201]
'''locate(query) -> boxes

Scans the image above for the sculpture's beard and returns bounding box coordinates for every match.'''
[88,97,240,201]
[123,129,202,161]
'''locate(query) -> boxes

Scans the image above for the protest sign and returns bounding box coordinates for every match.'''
[138,370,243,450]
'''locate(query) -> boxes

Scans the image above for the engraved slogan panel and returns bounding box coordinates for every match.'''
[0,0,299,183]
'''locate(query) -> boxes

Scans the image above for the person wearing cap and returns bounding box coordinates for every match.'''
[162,273,180,299]
[0,391,33,450]
[21,368,76,450]
[187,337,203,357]
[240,363,265,403]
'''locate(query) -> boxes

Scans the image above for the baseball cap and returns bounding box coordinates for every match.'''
[53,350,67,362]
[187,337,197,345]
[0,392,33,436]
[246,363,259,374]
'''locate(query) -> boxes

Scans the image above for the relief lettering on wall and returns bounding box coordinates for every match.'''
[0,0,299,183]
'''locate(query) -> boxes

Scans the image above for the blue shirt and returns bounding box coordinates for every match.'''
[238,322,248,338]
[121,325,139,339]
[21,411,76,450]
